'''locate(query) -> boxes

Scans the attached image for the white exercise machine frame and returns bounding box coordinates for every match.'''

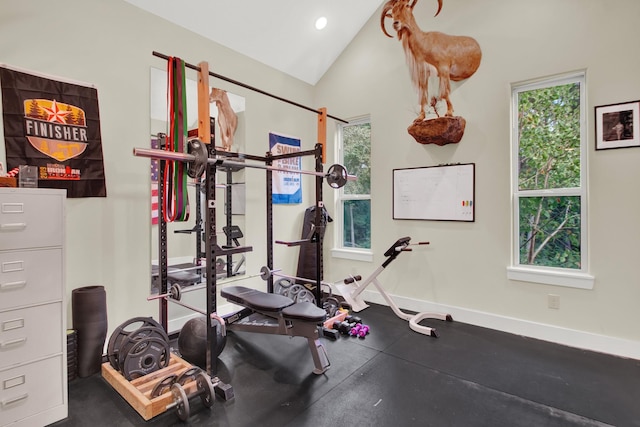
[335,237,452,337]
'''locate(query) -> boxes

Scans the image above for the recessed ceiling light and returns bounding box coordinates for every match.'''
[315,16,327,30]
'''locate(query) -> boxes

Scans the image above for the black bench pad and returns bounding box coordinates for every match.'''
[221,286,294,312]
[282,302,326,322]
[167,268,200,285]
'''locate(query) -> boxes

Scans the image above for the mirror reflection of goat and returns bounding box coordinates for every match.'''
[209,88,238,151]
[381,0,482,120]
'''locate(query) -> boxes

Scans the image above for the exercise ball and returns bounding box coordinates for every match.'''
[178,316,227,369]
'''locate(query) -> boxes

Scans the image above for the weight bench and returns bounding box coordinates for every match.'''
[221,285,330,375]
[151,265,202,295]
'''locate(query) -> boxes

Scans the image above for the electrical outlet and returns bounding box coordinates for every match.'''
[548,294,560,309]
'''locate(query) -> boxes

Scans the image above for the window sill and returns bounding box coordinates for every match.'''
[507,266,594,289]
[331,248,373,262]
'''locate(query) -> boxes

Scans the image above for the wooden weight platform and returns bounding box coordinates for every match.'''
[101,353,198,421]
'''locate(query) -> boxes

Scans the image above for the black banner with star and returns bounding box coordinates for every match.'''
[0,66,106,197]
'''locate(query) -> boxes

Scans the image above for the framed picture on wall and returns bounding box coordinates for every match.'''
[595,100,640,150]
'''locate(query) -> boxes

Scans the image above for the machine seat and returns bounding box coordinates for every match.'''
[282,302,326,323]
[221,285,294,312]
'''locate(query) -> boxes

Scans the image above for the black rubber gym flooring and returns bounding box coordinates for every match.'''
[50,303,640,426]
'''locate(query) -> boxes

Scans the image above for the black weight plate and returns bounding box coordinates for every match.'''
[121,336,170,380]
[196,372,215,408]
[171,383,190,421]
[177,367,202,385]
[286,284,304,299]
[295,289,316,304]
[117,325,169,373]
[187,138,208,179]
[323,297,340,317]
[151,374,178,398]
[326,164,348,189]
[273,278,293,296]
[107,317,165,370]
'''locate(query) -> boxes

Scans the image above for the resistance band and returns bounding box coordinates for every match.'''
[163,57,190,222]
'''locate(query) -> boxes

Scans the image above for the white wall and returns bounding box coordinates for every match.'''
[2,0,638,359]
[316,0,640,358]
[0,0,320,336]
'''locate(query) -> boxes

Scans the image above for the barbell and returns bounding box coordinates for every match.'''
[258,265,332,288]
[133,139,356,189]
[147,268,283,302]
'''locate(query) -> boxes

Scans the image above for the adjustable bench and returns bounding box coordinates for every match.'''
[221,285,330,375]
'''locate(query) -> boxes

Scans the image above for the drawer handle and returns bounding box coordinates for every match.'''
[0,223,27,231]
[2,393,28,406]
[0,337,27,348]
[0,281,27,291]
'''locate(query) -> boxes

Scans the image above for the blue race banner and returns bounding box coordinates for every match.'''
[269,132,301,204]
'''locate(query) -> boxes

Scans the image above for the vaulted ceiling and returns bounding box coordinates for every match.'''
[124,0,386,85]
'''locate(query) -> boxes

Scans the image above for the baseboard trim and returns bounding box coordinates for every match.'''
[360,289,640,361]
[167,292,639,361]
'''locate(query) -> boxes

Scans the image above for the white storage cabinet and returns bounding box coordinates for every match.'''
[0,188,67,426]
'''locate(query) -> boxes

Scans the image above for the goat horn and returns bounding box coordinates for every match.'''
[380,0,396,38]
[434,0,443,16]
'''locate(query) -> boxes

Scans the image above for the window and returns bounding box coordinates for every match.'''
[332,116,372,261]
[508,72,593,289]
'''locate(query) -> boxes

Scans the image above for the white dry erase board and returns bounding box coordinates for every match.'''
[393,163,475,221]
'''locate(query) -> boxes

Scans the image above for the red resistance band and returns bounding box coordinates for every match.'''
[163,57,190,222]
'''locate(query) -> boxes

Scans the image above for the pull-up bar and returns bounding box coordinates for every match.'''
[152,51,349,124]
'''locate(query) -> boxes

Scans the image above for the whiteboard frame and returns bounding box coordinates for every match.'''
[392,163,475,222]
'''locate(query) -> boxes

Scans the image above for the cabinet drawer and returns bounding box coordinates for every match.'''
[0,303,62,369]
[0,249,62,311]
[0,189,64,250]
[0,355,64,426]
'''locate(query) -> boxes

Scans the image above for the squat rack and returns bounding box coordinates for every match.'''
[149,52,349,380]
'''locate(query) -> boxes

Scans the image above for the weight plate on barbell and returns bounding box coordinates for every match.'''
[121,336,171,380]
[107,317,166,370]
[259,265,271,280]
[187,138,208,179]
[170,283,182,301]
[326,164,348,189]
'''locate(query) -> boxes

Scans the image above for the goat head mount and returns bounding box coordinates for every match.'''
[381,0,481,145]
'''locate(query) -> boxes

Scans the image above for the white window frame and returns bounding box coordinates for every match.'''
[331,115,373,262]
[507,71,594,289]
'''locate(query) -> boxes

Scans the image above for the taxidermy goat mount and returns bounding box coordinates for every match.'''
[381,0,482,145]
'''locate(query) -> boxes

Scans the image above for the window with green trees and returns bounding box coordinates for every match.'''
[511,72,587,275]
[337,117,371,250]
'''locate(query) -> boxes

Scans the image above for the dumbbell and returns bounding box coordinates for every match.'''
[322,326,340,340]
[333,321,356,335]
[356,324,370,338]
[345,315,362,324]
[165,370,215,421]
[349,323,370,337]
